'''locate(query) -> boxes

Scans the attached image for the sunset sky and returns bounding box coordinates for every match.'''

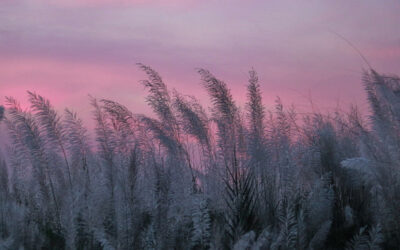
[0,0,399,123]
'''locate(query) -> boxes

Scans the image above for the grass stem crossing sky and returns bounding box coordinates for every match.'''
[1,0,399,119]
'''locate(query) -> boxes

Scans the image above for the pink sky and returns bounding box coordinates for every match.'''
[1,0,399,124]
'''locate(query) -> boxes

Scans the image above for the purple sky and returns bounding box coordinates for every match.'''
[0,0,399,123]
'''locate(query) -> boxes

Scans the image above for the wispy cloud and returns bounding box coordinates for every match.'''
[0,0,399,116]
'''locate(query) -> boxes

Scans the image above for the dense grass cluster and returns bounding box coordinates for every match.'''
[0,65,400,249]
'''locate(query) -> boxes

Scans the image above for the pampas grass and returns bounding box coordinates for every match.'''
[0,68,398,249]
